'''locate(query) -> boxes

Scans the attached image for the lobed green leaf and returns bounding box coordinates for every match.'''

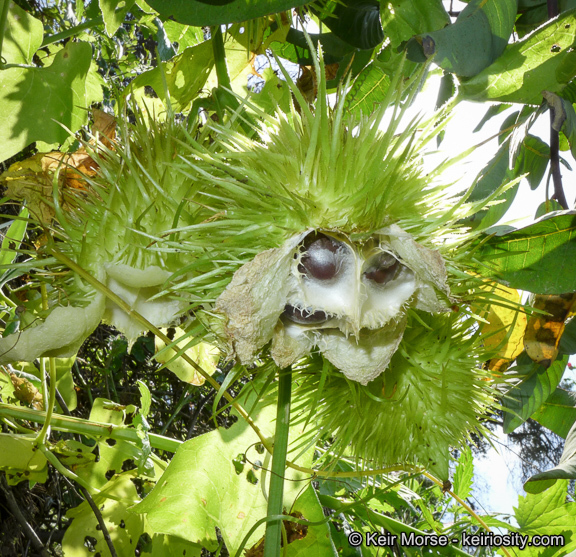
[476,212,576,294]
[2,2,44,65]
[460,10,576,104]
[142,0,308,26]
[406,0,516,77]
[0,41,103,163]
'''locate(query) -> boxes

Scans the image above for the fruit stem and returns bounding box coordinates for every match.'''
[263,367,292,557]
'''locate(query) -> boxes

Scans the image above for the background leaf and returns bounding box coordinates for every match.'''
[406,0,516,77]
[532,388,576,439]
[460,10,576,104]
[99,0,136,37]
[127,40,214,112]
[3,2,44,65]
[503,353,569,434]
[513,480,576,554]
[476,212,576,294]
[453,446,473,501]
[380,0,449,49]
[0,41,103,163]
[525,419,576,494]
[316,0,383,50]
[142,0,308,26]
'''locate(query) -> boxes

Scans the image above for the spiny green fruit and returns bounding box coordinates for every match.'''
[177,59,490,385]
[291,311,494,480]
[172,53,509,478]
[0,116,213,363]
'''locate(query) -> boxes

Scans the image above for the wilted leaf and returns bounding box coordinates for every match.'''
[524,293,576,366]
[476,212,576,295]
[479,283,527,372]
[2,108,115,223]
[406,0,516,77]
[460,10,576,104]
[0,41,104,163]
[9,373,43,409]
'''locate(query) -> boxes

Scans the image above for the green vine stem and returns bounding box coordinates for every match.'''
[36,284,57,446]
[263,367,292,557]
[211,24,231,91]
[41,16,103,48]
[0,403,182,452]
[39,444,104,496]
[422,471,512,557]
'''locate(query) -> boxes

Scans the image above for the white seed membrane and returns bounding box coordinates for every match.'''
[0,293,106,364]
[103,264,186,345]
[319,319,407,384]
[0,264,188,364]
[216,227,451,383]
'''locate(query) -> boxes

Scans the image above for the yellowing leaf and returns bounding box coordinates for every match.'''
[524,293,576,367]
[0,433,48,485]
[155,328,219,385]
[478,283,527,371]
[1,109,116,223]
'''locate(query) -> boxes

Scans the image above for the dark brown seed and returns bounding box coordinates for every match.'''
[363,253,401,285]
[283,304,329,324]
[298,233,344,280]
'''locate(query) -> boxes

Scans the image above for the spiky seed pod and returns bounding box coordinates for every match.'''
[291,311,494,480]
[172,53,511,476]
[177,61,466,383]
[0,115,214,363]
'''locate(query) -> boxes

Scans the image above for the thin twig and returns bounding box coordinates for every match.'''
[79,486,119,557]
[549,110,569,209]
[547,0,569,209]
[186,392,213,440]
[422,472,512,557]
[0,473,51,557]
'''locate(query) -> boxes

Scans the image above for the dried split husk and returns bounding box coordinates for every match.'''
[216,226,452,384]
